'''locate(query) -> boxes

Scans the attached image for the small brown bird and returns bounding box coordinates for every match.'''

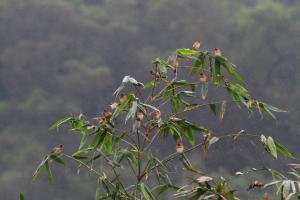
[248,180,264,190]
[98,117,107,128]
[214,48,222,56]
[103,110,112,118]
[199,73,207,82]
[136,111,145,121]
[119,94,127,103]
[176,143,184,154]
[203,131,211,142]
[110,102,120,110]
[153,109,161,119]
[192,41,201,50]
[51,144,63,155]
[150,70,160,78]
[246,100,253,109]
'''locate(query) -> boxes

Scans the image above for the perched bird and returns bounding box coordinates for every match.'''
[110,102,120,110]
[176,143,184,154]
[203,131,211,142]
[199,73,207,82]
[103,110,112,118]
[136,111,145,121]
[119,94,127,103]
[214,48,222,56]
[248,180,264,190]
[192,41,201,50]
[153,109,161,119]
[51,144,63,155]
[98,117,107,128]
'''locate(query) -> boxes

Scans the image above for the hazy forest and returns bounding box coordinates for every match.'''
[1,0,300,199]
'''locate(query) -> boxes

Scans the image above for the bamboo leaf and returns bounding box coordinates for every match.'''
[126,100,137,122]
[32,155,49,181]
[45,160,53,182]
[191,53,205,75]
[19,193,25,200]
[140,183,151,200]
[49,117,72,130]
[219,101,226,120]
[201,82,208,100]
[185,126,195,146]
[50,155,65,165]
[177,48,199,56]
[267,136,277,159]
[209,104,217,115]
[275,141,295,159]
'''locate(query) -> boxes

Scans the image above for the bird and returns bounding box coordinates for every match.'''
[119,94,127,103]
[51,144,63,155]
[192,41,201,50]
[199,73,207,82]
[214,48,222,56]
[248,180,264,190]
[103,110,112,118]
[176,143,184,154]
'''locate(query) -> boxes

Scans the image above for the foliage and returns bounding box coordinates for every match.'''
[1,0,300,199]
[32,44,296,199]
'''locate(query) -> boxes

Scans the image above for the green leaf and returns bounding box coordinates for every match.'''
[209,104,217,115]
[191,53,205,75]
[156,184,169,196]
[143,80,155,89]
[112,94,134,118]
[267,136,277,159]
[177,48,199,56]
[275,141,295,159]
[219,101,226,120]
[185,126,195,146]
[49,117,72,130]
[140,183,151,200]
[19,193,25,200]
[32,155,49,181]
[126,100,137,122]
[78,129,89,150]
[201,82,208,100]
[218,57,245,84]
[153,58,169,73]
[103,134,113,154]
[171,95,183,112]
[140,103,159,111]
[45,160,53,182]
[213,58,221,85]
[50,155,65,165]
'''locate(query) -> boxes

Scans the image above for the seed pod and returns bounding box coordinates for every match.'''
[103,110,112,118]
[136,111,144,121]
[153,109,161,119]
[110,102,120,110]
[214,48,222,56]
[199,72,207,82]
[192,41,201,50]
[119,94,127,103]
[51,144,63,155]
[176,143,184,153]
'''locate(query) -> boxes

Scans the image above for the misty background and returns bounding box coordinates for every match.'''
[0,0,299,199]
